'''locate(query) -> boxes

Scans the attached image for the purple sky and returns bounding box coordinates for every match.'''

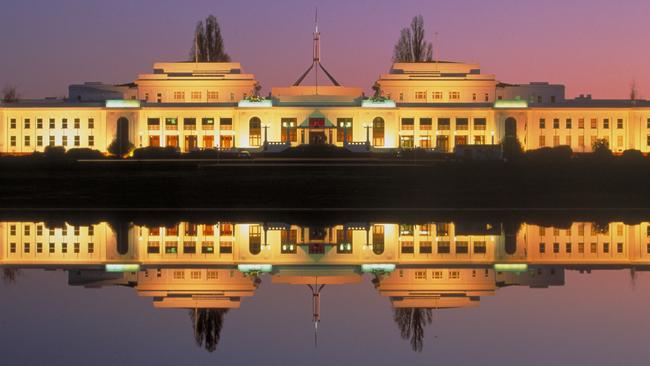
[1,0,649,99]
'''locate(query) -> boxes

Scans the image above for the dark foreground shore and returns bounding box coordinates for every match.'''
[1,158,649,209]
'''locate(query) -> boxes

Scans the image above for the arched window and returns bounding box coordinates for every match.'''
[373,117,385,146]
[249,117,262,146]
[505,117,517,137]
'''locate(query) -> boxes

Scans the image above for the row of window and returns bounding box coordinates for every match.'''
[9,242,94,254]
[400,118,487,131]
[539,117,631,130]
[538,242,633,254]
[9,225,94,236]
[401,241,488,254]
[9,135,94,148]
[410,269,491,280]
[407,91,489,102]
[538,135,626,148]
[162,91,239,102]
[9,118,94,130]
[538,225,626,236]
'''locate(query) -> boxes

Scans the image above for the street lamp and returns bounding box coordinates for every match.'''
[363,123,372,149]
[262,123,270,150]
[491,130,495,144]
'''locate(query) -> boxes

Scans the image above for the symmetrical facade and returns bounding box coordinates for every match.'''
[2,58,650,155]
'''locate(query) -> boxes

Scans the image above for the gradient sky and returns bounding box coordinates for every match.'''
[1,0,649,100]
[2,269,650,365]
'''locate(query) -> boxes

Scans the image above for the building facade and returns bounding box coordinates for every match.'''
[1,61,650,155]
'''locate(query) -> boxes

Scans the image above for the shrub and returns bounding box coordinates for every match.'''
[43,145,66,159]
[526,145,572,162]
[621,149,644,161]
[592,138,612,159]
[501,136,524,161]
[132,146,180,159]
[65,148,104,160]
[107,138,135,157]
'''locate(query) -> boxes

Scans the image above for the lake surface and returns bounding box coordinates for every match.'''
[2,211,650,365]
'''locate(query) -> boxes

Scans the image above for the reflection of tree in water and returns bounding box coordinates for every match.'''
[2,268,20,283]
[189,308,229,352]
[394,308,433,352]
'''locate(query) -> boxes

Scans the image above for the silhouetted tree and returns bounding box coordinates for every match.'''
[393,308,433,352]
[189,15,230,62]
[501,136,524,161]
[392,15,433,63]
[2,268,20,283]
[592,138,612,159]
[2,85,19,103]
[190,308,229,352]
[107,138,134,157]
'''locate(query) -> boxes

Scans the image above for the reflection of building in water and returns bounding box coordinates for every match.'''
[70,268,258,309]
[375,267,564,309]
[4,221,650,267]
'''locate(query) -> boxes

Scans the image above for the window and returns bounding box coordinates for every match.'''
[590,119,597,129]
[539,118,546,129]
[420,118,433,130]
[191,91,202,100]
[74,136,80,146]
[207,91,219,100]
[88,118,94,129]
[220,118,233,130]
[553,242,560,253]
[62,243,68,253]
[415,91,427,100]
[399,93,404,101]
[456,241,469,254]
[10,136,16,147]
[249,117,262,147]
[647,118,650,129]
[10,243,16,253]
[566,242,572,253]
[230,93,235,101]
[49,136,55,146]
[74,243,80,254]
[37,225,42,236]
[604,119,610,129]
[539,135,546,147]
[62,136,68,146]
[24,136,30,147]
[49,243,55,253]
[62,119,68,129]
[147,118,160,130]
[617,243,623,253]
[437,118,450,130]
[579,136,585,148]
[553,119,560,129]
[10,119,16,129]
[432,91,443,100]
[437,241,450,254]
[37,136,43,147]
[617,119,624,129]
[565,135,572,146]
[74,118,80,129]
[484,93,489,102]
[553,135,560,147]
[336,118,353,142]
[88,136,94,147]
[37,119,43,129]
[165,118,178,130]
[281,118,297,142]
[173,91,185,101]
[578,118,585,129]
[603,242,610,253]
[474,118,487,131]
[539,242,546,253]
[88,226,94,236]
[566,118,572,129]
[49,119,55,129]
[420,241,432,254]
[372,117,385,146]
[24,225,30,235]
[87,242,94,253]
[474,241,487,253]
[449,91,460,100]
[24,119,31,129]
[401,118,414,130]
[456,118,469,130]
[36,242,43,253]
[183,118,197,130]
[202,118,215,130]
[449,271,460,279]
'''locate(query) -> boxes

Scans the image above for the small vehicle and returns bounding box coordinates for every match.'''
[237,150,252,158]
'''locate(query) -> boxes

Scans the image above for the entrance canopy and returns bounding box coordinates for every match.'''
[298,111,336,129]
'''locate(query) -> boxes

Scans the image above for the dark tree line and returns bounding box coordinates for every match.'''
[189,15,230,62]
[190,308,229,352]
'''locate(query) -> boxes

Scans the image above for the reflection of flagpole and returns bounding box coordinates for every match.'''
[195,31,199,64]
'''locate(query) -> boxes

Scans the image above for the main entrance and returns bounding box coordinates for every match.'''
[309,130,326,144]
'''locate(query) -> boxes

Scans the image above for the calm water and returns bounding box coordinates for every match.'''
[2,212,650,365]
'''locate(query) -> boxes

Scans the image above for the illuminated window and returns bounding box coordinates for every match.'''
[202,118,215,130]
[565,136,572,146]
[449,271,460,279]
[165,118,178,130]
[207,91,219,100]
[173,270,185,280]
[578,118,585,129]
[401,118,414,130]
[249,117,262,147]
[420,118,432,130]
[415,91,427,100]
[372,117,385,146]
[165,241,178,254]
[202,242,215,254]
[617,135,624,148]
[590,119,597,129]
[281,118,297,142]
[432,91,443,100]
[449,91,460,100]
[578,136,585,148]
[173,91,185,101]
[414,270,426,279]
[191,91,202,100]
[539,135,546,147]
[336,118,353,143]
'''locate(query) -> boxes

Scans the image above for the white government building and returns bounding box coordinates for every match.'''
[1,26,649,156]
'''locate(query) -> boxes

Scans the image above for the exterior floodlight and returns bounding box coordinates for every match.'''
[493,100,528,109]
[105,100,141,108]
[105,264,141,272]
[361,100,396,108]
[494,263,528,272]
[361,264,396,273]
[237,264,273,273]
